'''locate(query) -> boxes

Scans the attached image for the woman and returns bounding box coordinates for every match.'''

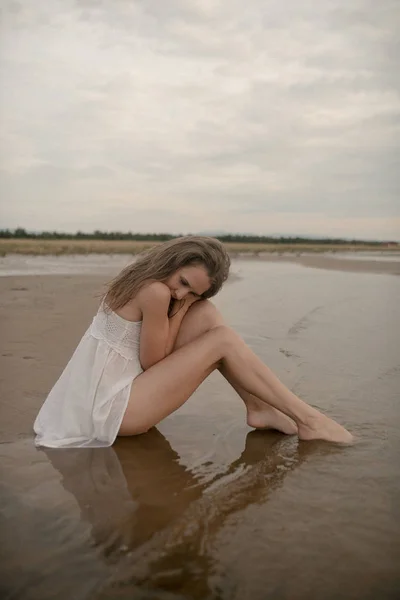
[34,235,352,448]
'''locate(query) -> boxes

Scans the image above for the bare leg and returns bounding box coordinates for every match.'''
[219,367,297,435]
[173,301,297,435]
[120,307,353,443]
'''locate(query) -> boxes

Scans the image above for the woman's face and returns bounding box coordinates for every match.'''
[164,264,211,301]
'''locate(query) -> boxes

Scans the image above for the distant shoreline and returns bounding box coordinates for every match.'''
[0,238,398,257]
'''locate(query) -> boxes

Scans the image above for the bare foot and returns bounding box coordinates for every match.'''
[298,413,353,444]
[247,405,298,435]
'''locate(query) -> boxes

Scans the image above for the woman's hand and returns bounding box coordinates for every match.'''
[168,294,200,318]
[184,293,201,309]
[168,297,186,318]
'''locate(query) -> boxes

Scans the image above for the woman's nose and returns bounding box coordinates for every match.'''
[175,289,186,300]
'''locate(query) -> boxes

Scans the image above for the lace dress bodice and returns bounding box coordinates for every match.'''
[90,305,142,360]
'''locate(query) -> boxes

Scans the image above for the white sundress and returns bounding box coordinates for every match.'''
[33,305,143,448]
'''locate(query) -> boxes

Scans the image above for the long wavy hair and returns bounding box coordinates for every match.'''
[103,236,230,312]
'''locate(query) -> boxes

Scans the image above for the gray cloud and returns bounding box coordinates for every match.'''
[0,0,399,239]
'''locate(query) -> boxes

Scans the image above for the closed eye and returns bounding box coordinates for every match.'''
[181,277,201,298]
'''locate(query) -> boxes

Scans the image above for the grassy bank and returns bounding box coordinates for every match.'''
[0,238,396,256]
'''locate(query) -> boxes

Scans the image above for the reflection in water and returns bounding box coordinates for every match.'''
[44,429,317,598]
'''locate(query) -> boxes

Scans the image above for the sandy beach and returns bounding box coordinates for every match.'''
[0,252,398,441]
[1,255,400,599]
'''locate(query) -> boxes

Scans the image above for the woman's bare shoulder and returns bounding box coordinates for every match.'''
[115,282,170,322]
[136,281,171,308]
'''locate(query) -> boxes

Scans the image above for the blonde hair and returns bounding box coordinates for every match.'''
[104,235,230,311]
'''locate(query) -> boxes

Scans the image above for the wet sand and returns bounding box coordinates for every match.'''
[1,258,400,599]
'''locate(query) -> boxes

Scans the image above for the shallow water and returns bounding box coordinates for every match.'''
[1,251,400,277]
[0,253,135,277]
[321,251,400,263]
[1,261,400,599]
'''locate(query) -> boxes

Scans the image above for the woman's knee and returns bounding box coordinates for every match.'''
[207,324,237,356]
[186,299,224,327]
[173,300,226,352]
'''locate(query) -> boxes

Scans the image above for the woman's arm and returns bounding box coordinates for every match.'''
[136,283,199,370]
[136,282,171,370]
[165,297,198,356]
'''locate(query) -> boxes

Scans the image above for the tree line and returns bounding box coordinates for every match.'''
[0,227,392,246]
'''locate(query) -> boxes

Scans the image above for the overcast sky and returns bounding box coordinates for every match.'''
[1,0,399,240]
